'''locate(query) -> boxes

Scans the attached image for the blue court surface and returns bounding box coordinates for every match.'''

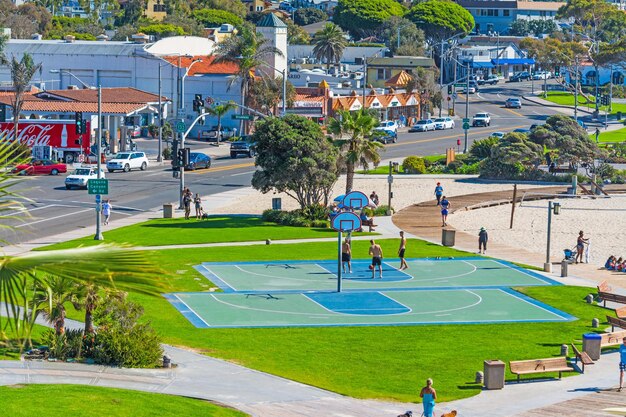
[165,258,575,328]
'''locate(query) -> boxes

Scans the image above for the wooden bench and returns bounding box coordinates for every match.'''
[598,281,612,293]
[598,291,626,308]
[359,218,377,232]
[571,343,594,373]
[509,357,576,382]
[606,316,626,333]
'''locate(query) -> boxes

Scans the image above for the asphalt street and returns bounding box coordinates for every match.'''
[1,80,572,247]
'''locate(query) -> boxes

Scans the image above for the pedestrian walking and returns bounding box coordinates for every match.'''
[101,199,112,226]
[440,196,450,227]
[575,230,589,264]
[478,227,488,254]
[341,238,352,274]
[183,190,192,220]
[368,239,384,279]
[619,337,626,391]
[420,378,437,417]
[194,194,202,220]
[434,182,443,206]
[398,231,408,270]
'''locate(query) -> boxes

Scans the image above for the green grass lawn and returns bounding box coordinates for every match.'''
[358,155,446,174]
[0,385,248,417]
[38,216,376,250]
[544,91,626,115]
[0,324,50,360]
[593,126,626,143]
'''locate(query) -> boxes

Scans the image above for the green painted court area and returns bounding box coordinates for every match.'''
[166,258,574,328]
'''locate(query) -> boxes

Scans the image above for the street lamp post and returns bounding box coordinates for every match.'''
[544,201,561,272]
[464,61,470,153]
[439,33,463,117]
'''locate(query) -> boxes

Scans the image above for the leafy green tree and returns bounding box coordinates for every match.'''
[294,7,328,26]
[138,23,186,38]
[192,8,243,27]
[479,132,542,179]
[248,77,296,115]
[313,23,348,70]
[33,276,81,336]
[287,20,311,45]
[333,0,406,38]
[508,19,530,37]
[10,54,41,150]
[115,0,145,25]
[379,16,425,56]
[251,115,339,208]
[406,0,474,46]
[328,109,383,192]
[205,101,237,143]
[200,0,246,18]
[45,16,104,40]
[469,136,499,160]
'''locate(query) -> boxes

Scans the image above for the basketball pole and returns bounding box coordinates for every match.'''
[337,231,342,292]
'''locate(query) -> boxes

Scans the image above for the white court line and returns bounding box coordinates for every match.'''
[15,208,92,228]
[202,265,238,292]
[4,204,81,217]
[402,259,477,282]
[174,294,211,327]
[496,288,567,320]
[233,264,329,283]
[208,293,336,316]
[492,259,552,284]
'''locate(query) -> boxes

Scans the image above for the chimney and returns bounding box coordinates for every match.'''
[96,34,109,41]
[64,35,76,43]
[131,33,150,44]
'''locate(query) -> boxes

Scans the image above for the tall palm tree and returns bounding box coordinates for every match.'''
[313,23,348,71]
[212,25,283,132]
[10,54,41,147]
[205,101,237,143]
[33,276,82,336]
[328,109,383,193]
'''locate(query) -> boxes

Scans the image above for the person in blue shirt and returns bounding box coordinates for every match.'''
[440,196,450,227]
[620,337,626,391]
[434,182,444,206]
[420,378,437,417]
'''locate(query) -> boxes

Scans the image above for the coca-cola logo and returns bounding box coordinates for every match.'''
[0,123,54,146]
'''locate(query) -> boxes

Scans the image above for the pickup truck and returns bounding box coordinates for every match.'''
[65,166,106,190]
[230,137,257,158]
[472,112,491,127]
[478,75,499,86]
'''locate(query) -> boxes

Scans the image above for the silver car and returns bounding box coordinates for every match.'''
[434,117,455,130]
[409,119,436,132]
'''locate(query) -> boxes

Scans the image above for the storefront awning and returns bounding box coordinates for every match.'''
[472,61,494,69]
[492,58,535,65]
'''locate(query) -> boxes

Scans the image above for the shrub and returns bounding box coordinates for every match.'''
[402,156,426,174]
[479,159,524,179]
[372,205,393,216]
[162,146,172,160]
[311,220,329,228]
[262,209,281,223]
[595,162,617,180]
[470,136,499,159]
[43,330,69,360]
[93,292,162,368]
[299,204,329,220]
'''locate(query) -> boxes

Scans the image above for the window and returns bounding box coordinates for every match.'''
[503,9,510,16]
[153,3,166,12]
[377,69,385,79]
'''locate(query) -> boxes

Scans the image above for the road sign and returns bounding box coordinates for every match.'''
[462,118,470,123]
[88,178,108,195]
[95,194,101,203]
[452,93,458,100]
[454,83,465,87]
[232,114,254,120]
[331,212,361,232]
[463,122,470,130]
[175,121,186,133]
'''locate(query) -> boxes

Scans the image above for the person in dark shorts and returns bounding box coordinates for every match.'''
[398,231,408,270]
[575,230,588,264]
[183,190,192,220]
[434,182,443,206]
[478,227,488,254]
[440,196,450,226]
[341,238,352,274]
[369,239,384,279]
[619,337,626,391]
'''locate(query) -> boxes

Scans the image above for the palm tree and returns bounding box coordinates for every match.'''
[212,25,283,132]
[205,101,237,143]
[9,54,41,147]
[328,109,383,193]
[313,23,348,71]
[33,276,82,336]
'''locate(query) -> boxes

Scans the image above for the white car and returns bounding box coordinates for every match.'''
[490,132,505,139]
[107,151,149,172]
[472,112,491,127]
[462,86,477,94]
[376,120,398,133]
[65,166,106,190]
[531,71,551,80]
[434,117,455,130]
[409,119,436,132]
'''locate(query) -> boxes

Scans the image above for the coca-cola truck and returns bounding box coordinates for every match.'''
[0,120,91,164]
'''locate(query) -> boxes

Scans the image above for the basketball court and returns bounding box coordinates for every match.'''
[166,258,574,328]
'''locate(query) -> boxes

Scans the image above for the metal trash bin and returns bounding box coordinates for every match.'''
[163,204,173,218]
[618,111,622,120]
[442,229,456,247]
[561,261,568,277]
[582,333,602,361]
[484,360,505,390]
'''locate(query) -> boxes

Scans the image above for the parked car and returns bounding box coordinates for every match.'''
[490,132,505,139]
[472,112,491,127]
[375,120,398,133]
[230,137,257,158]
[65,167,106,190]
[510,71,530,82]
[172,152,211,170]
[12,159,67,175]
[531,71,551,80]
[434,117,455,130]
[371,130,397,144]
[409,119,436,132]
[477,75,499,86]
[463,86,477,94]
[505,98,522,109]
[202,126,235,141]
[107,151,149,172]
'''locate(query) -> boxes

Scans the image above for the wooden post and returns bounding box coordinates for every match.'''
[510,184,517,229]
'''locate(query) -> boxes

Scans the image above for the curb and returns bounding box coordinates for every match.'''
[521,95,593,115]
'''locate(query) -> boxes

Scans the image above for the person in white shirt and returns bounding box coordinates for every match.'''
[102,199,112,225]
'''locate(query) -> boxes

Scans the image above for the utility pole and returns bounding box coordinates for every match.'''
[464,61,470,153]
[439,39,444,117]
[94,85,103,241]
[157,64,163,163]
[574,58,579,122]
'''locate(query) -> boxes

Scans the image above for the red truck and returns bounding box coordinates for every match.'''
[0,120,91,164]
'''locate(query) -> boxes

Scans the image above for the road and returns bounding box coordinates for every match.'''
[1,80,571,247]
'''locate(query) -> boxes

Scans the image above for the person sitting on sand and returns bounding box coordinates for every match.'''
[617,257,624,272]
[606,256,616,270]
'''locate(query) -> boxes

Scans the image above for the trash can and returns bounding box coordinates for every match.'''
[582,333,602,361]
[617,111,622,121]
[442,229,455,247]
[163,204,173,218]
[484,360,505,390]
[272,198,282,210]
[561,261,568,277]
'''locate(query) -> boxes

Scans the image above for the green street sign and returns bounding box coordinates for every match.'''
[232,114,254,120]
[463,122,470,130]
[462,118,470,123]
[88,178,108,195]
[175,121,186,133]
[454,84,465,87]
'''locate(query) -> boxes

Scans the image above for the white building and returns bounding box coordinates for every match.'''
[256,13,288,78]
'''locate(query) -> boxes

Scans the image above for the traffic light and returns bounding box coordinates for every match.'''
[554,66,560,77]
[177,147,190,167]
[193,94,203,112]
[0,104,6,122]
[75,112,83,134]
[172,139,179,167]
[447,85,453,95]
[81,119,87,134]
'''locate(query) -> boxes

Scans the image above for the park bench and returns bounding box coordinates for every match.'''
[359,218,377,232]
[606,316,626,332]
[600,329,626,347]
[598,281,613,293]
[598,291,626,308]
[509,357,576,382]
[571,343,594,373]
